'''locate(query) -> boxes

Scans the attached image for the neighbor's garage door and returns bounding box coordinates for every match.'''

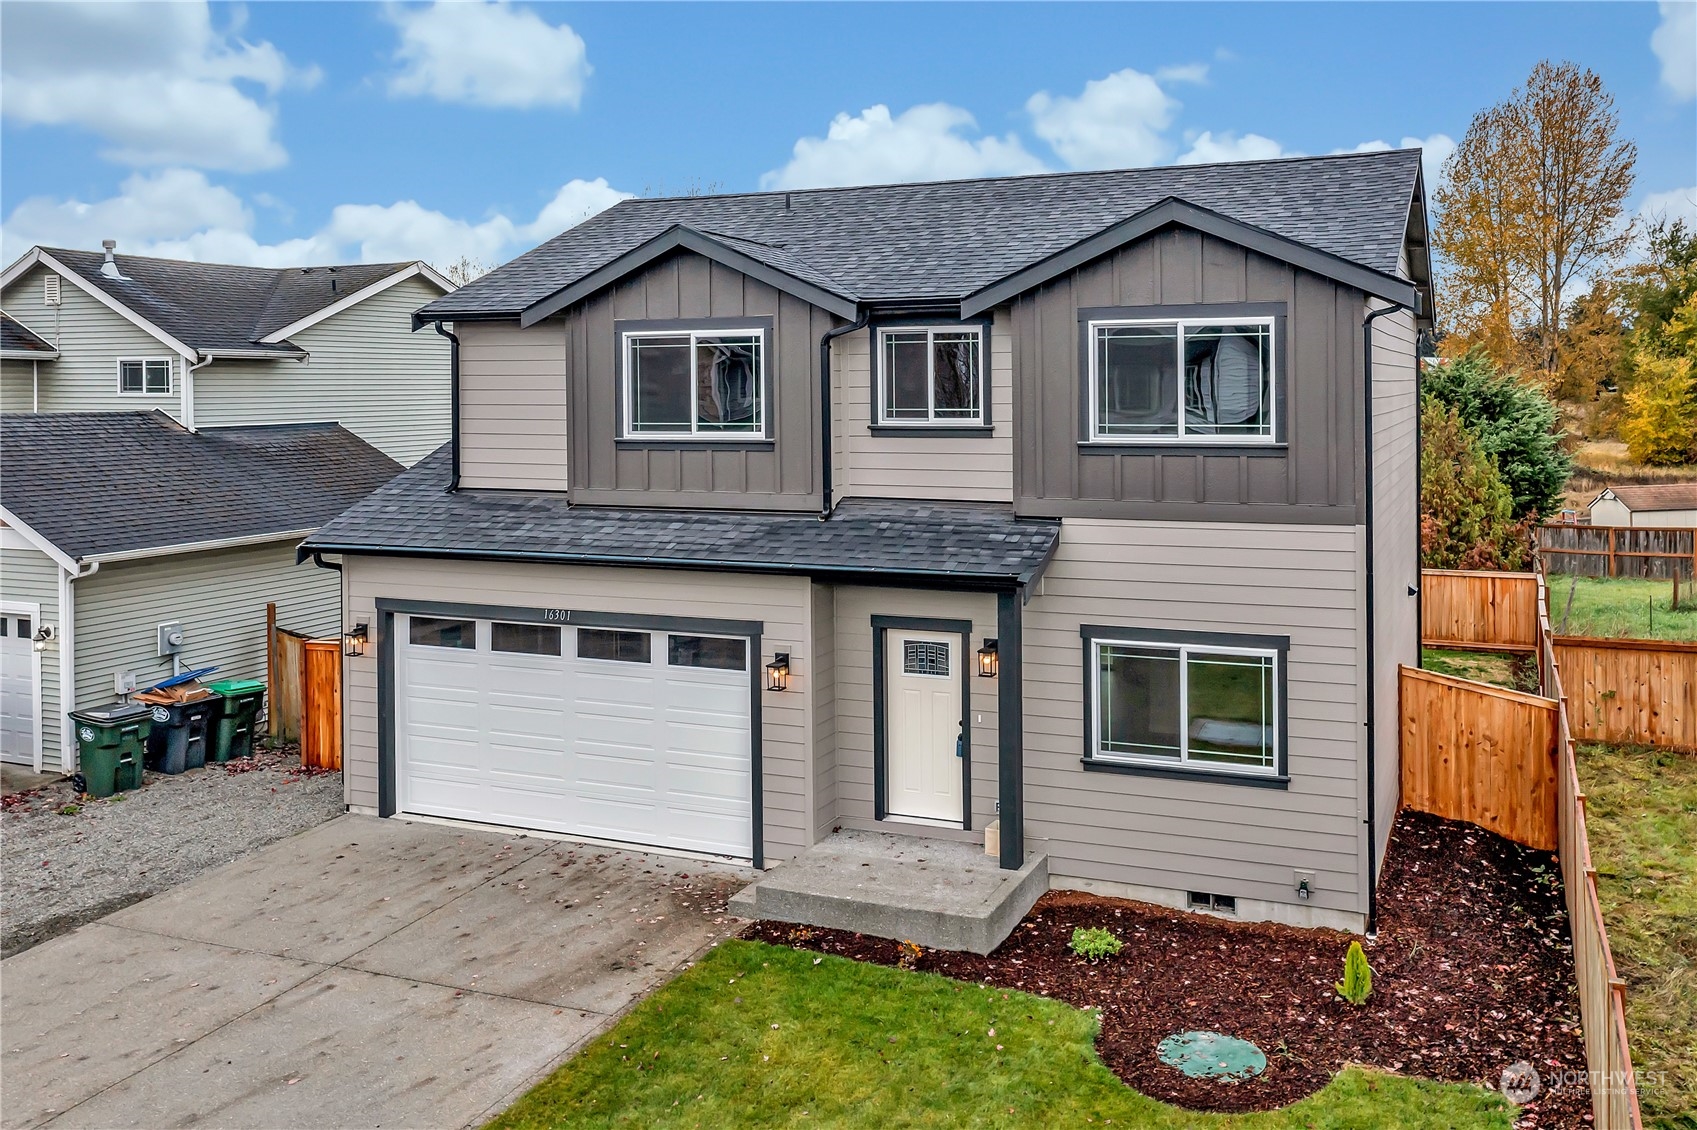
[396,614,753,858]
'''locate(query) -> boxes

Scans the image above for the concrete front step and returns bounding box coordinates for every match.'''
[728,829,1048,955]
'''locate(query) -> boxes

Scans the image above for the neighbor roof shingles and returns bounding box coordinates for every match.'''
[1,411,404,560]
[1600,483,1697,512]
[1,312,56,353]
[420,149,1423,320]
[303,447,1060,584]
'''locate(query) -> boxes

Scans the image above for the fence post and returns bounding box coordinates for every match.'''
[265,602,277,740]
[1609,526,1618,578]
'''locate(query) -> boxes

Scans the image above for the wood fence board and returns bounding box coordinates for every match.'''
[1539,524,1697,579]
[301,639,342,771]
[1420,569,1539,650]
[1553,636,1697,752]
[269,629,308,742]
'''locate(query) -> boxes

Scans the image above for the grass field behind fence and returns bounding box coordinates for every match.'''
[1544,575,1697,642]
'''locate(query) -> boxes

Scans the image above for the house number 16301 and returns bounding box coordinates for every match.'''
[543,609,570,621]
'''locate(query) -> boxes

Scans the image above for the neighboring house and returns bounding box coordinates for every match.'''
[303,150,1431,933]
[0,412,400,774]
[1588,483,1697,527]
[0,243,454,464]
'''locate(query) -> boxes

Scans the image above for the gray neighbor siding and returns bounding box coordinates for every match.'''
[1,537,63,770]
[2,358,39,413]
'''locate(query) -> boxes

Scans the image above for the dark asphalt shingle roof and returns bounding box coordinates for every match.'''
[304,447,1060,584]
[41,249,419,354]
[1,312,56,353]
[422,149,1423,319]
[1,412,404,560]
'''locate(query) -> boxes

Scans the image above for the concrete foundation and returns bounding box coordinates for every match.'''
[728,829,1047,955]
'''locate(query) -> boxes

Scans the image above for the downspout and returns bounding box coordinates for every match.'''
[58,560,100,772]
[433,321,461,492]
[1361,299,1407,937]
[181,353,213,431]
[818,310,870,520]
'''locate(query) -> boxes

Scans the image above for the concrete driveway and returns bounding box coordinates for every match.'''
[1,815,751,1130]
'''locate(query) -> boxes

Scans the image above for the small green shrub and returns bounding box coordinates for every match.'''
[57,804,81,816]
[1069,927,1122,963]
[1336,940,1373,1006]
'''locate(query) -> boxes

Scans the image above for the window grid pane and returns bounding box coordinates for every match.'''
[880,327,982,424]
[902,640,951,677]
[144,359,170,394]
[119,360,143,393]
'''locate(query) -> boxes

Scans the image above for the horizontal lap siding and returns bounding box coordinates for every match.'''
[1023,518,1367,915]
[456,318,568,489]
[811,583,837,841]
[341,557,813,862]
[73,541,339,736]
[830,587,1000,834]
[194,277,451,465]
[2,359,36,412]
[1,542,62,769]
[833,311,1014,503]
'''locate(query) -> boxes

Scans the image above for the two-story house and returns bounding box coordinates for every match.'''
[303,150,1430,936]
[0,245,451,774]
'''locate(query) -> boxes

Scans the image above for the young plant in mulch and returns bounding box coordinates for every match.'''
[1069,926,1122,963]
[895,940,923,971]
[1335,940,1373,1006]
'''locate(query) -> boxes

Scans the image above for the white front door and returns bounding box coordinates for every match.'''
[884,629,963,823]
[0,606,40,767]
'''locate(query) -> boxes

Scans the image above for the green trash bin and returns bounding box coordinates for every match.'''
[69,702,152,798]
[208,678,266,762]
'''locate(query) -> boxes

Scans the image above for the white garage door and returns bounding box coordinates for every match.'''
[396,614,753,858]
[0,607,39,767]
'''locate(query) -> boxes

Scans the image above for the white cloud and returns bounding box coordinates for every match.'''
[386,1,590,109]
[1343,134,1457,191]
[760,104,1047,191]
[1176,131,1290,165]
[1028,68,1181,169]
[1652,1,1696,100]
[0,2,316,172]
[1154,63,1210,86]
[1,171,630,270]
[1639,185,1697,229]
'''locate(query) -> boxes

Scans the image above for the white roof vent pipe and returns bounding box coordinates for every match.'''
[100,239,130,281]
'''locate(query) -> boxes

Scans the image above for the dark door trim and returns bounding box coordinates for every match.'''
[871,614,974,830]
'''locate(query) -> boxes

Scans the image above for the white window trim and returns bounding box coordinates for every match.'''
[115,356,174,397]
[621,327,766,440]
[875,324,986,426]
[1085,316,1276,444]
[1088,636,1281,778]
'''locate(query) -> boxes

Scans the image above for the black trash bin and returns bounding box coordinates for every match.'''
[143,696,217,774]
[68,702,152,797]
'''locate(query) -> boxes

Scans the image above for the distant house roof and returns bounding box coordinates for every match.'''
[1594,483,1697,512]
[420,149,1428,324]
[0,312,57,358]
[302,447,1061,588]
[0,247,453,358]
[0,411,403,563]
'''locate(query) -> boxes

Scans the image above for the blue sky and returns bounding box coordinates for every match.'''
[2,1,1692,270]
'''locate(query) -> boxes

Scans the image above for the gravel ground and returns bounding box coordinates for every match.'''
[1,746,344,957]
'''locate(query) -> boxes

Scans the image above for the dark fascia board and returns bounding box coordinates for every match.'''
[960,197,1419,317]
[517,225,861,327]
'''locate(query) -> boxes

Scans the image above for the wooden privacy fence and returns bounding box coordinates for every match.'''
[301,638,343,771]
[1420,568,1540,651]
[1553,635,1697,752]
[1539,523,1697,579]
[1398,665,1559,850]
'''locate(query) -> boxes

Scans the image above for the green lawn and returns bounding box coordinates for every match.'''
[489,939,1513,1130]
[1575,743,1697,1128]
[1545,575,1697,642]
[1421,648,1539,692]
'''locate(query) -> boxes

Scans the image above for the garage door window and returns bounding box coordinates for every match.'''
[669,634,747,671]
[492,622,562,656]
[411,617,475,648]
[578,628,651,663]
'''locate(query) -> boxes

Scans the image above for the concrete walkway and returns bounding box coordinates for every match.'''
[1,815,751,1130]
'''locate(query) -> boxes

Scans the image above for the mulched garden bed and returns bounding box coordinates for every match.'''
[748,810,1591,1126]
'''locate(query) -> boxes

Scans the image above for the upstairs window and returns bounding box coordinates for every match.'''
[118,358,172,395]
[623,328,764,438]
[1088,318,1274,441]
[877,325,984,425]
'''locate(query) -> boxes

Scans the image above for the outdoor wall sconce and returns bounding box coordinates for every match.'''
[343,622,369,658]
[765,652,790,692]
[31,624,56,653]
[977,638,999,678]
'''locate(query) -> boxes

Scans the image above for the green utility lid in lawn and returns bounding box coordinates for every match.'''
[1157,1030,1268,1081]
[208,679,266,696]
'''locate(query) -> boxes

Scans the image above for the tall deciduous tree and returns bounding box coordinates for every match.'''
[1433,61,1637,382]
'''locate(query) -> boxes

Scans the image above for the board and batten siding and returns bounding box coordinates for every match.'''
[1021,518,1367,927]
[1013,230,1363,524]
[72,542,339,730]
[339,556,815,862]
[1,265,183,414]
[192,275,450,465]
[829,313,1014,504]
[566,251,834,510]
[1,537,63,770]
[455,317,569,490]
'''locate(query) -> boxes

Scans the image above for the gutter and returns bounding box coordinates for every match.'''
[432,321,462,492]
[83,527,319,566]
[817,310,870,519]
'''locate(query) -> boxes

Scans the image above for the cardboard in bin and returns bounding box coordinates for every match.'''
[133,683,217,705]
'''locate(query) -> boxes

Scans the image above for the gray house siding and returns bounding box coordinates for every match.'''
[1012,230,1364,524]
[566,251,833,510]
[2,359,39,412]
[193,275,450,465]
[455,317,569,490]
[0,537,62,770]
[1020,517,1368,929]
[810,582,838,840]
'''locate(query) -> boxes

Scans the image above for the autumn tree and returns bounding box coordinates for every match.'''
[1433,61,1637,383]
[439,255,492,286]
